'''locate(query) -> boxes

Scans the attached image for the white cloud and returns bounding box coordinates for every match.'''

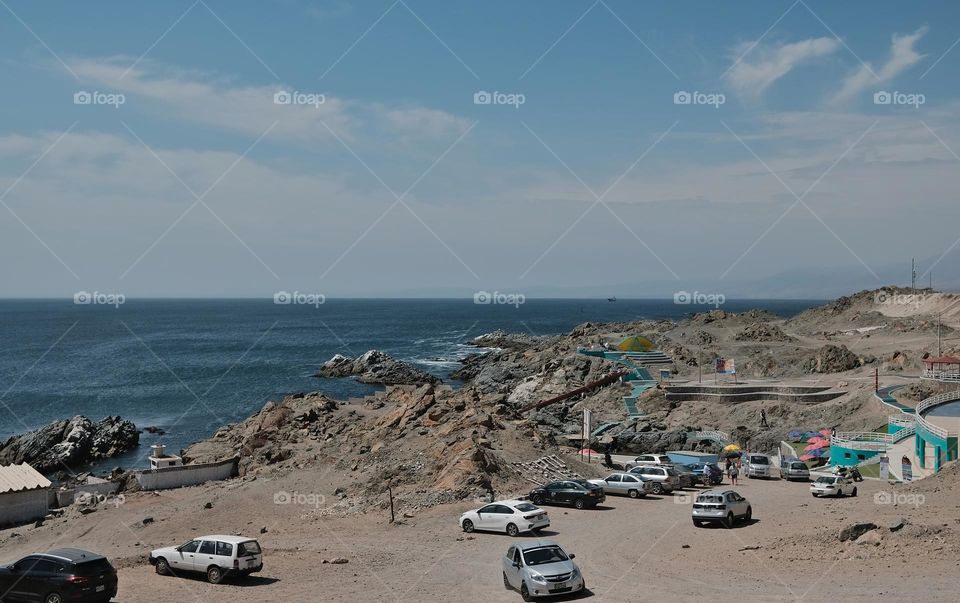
[725,37,841,99]
[831,27,928,105]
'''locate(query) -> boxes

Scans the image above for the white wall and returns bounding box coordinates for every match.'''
[135,458,236,491]
[0,488,49,527]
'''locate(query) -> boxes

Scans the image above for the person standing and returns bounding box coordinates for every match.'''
[760,408,768,428]
[728,462,739,485]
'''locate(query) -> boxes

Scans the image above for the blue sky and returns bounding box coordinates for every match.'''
[1,0,959,297]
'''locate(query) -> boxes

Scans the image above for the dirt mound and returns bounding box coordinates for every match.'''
[735,322,794,342]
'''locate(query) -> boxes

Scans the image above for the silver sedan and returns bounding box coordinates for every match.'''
[587,472,653,498]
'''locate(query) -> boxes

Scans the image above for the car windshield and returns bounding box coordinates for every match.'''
[817,477,836,484]
[750,456,769,464]
[665,468,679,476]
[75,559,113,576]
[238,541,262,556]
[523,546,569,566]
[696,494,724,504]
[514,503,538,512]
[791,463,807,470]
[569,480,591,489]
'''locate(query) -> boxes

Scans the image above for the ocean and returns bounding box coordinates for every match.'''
[0,298,820,470]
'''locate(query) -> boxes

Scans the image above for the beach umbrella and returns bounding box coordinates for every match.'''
[810,448,829,457]
[788,430,803,440]
[617,335,655,352]
[799,453,815,461]
[721,443,742,453]
[578,448,599,456]
[819,429,832,437]
[803,443,822,452]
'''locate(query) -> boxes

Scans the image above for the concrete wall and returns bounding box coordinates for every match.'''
[54,480,122,507]
[0,488,49,527]
[135,458,237,491]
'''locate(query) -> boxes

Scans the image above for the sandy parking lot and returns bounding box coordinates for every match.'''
[11,472,937,603]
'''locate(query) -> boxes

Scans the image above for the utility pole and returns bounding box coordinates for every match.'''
[911,258,916,289]
[698,342,702,384]
[938,312,942,356]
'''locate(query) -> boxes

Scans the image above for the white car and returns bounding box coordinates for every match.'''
[624,454,672,470]
[588,473,653,498]
[810,475,857,498]
[745,454,772,478]
[460,500,550,536]
[691,490,752,528]
[149,535,263,584]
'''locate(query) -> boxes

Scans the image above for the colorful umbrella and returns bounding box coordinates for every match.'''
[788,430,803,439]
[819,429,832,437]
[578,448,599,456]
[722,443,742,453]
[810,448,828,457]
[799,454,815,461]
[617,335,655,352]
[803,443,822,452]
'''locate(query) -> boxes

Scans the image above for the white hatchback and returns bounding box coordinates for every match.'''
[460,500,550,536]
[810,475,857,498]
[149,535,263,584]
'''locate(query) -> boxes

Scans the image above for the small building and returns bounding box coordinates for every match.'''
[148,444,183,469]
[666,451,719,465]
[0,463,51,527]
[922,355,960,383]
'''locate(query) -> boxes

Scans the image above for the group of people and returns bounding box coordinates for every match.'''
[724,456,742,484]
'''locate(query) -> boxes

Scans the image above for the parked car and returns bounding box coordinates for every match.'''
[689,462,724,485]
[745,454,773,478]
[587,472,653,498]
[149,535,263,584]
[502,540,585,601]
[810,475,857,497]
[0,548,118,603]
[528,480,605,509]
[781,460,811,481]
[460,500,550,536]
[691,490,752,528]
[628,465,680,494]
[624,454,672,470]
[668,463,700,487]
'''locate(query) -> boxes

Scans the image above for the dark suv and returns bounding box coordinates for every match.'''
[528,479,606,509]
[0,548,118,603]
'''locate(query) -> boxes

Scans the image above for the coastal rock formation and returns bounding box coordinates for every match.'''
[0,415,139,473]
[803,344,872,373]
[316,350,440,385]
[735,322,794,342]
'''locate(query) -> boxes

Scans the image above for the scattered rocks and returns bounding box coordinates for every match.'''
[888,518,909,532]
[0,415,139,473]
[804,345,872,374]
[735,323,794,342]
[142,517,154,525]
[856,531,883,546]
[316,351,440,385]
[323,557,349,564]
[838,522,878,542]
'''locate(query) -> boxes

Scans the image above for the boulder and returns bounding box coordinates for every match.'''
[0,415,139,473]
[804,345,870,374]
[838,522,878,542]
[316,350,440,385]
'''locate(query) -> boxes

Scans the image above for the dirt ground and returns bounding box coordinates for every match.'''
[3,463,959,603]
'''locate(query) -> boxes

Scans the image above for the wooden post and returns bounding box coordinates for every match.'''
[388,484,395,524]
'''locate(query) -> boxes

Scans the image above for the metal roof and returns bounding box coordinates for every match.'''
[0,463,51,494]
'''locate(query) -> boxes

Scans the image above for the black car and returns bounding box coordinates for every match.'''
[0,548,118,603]
[528,479,606,509]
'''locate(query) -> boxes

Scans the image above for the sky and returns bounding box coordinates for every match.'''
[1,0,959,298]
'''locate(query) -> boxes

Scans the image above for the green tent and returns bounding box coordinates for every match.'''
[617,335,655,352]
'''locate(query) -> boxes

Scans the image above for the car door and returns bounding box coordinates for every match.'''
[560,482,579,504]
[474,504,498,530]
[620,474,642,495]
[725,493,742,516]
[545,482,563,504]
[3,557,41,601]
[197,540,218,571]
[214,541,234,571]
[483,505,512,531]
[171,540,200,572]
[603,474,622,494]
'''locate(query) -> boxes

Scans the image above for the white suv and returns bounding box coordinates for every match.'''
[745,454,772,478]
[624,454,672,470]
[149,535,263,584]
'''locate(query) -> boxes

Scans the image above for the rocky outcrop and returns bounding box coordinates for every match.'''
[803,345,873,374]
[316,350,440,385]
[0,416,139,473]
[735,322,794,342]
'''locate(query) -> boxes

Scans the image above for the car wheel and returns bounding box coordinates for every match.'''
[574,498,586,510]
[628,489,639,499]
[503,572,511,590]
[44,593,63,603]
[851,487,858,498]
[520,582,533,602]
[462,519,475,533]
[506,523,520,537]
[530,494,543,505]
[812,493,818,497]
[745,506,752,522]
[652,483,664,495]
[155,557,170,576]
[207,565,224,584]
[692,519,702,527]
[724,512,735,529]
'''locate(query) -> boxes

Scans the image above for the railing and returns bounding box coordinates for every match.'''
[690,430,730,444]
[888,415,915,428]
[921,369,960,383]
[892,425,916,442]
[915,389,960,439]
[832,431,893,451]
